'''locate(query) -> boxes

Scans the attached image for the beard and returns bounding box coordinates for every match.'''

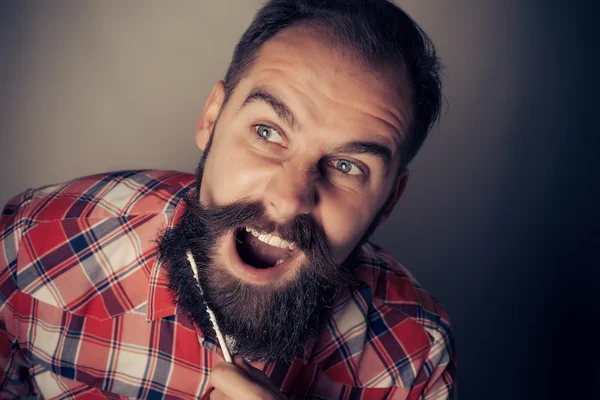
[156,151,362,362]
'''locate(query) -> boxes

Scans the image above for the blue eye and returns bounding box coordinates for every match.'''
[255,124,284,144]
[332,159,362,175]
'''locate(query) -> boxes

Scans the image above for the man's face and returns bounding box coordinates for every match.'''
[159,25,412,362]
[197,26,412,288]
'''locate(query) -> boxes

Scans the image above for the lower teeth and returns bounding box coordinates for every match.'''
[275,253,292,266]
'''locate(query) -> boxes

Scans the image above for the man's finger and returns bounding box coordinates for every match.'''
[232,356,282,395]
[209,388,232,400]
[210,362,277,400]
[232,357,267,382]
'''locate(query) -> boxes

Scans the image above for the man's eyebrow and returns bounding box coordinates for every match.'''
[333,141,394,173]
[240,87,299,130]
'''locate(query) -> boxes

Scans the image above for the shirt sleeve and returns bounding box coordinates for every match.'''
[0,190,36,397]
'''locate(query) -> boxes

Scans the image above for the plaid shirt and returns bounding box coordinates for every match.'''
[0,170,455,399]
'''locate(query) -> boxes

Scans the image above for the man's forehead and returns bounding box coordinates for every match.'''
[232,26,413,148]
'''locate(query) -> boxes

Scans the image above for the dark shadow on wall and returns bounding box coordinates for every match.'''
[373,1,599,399]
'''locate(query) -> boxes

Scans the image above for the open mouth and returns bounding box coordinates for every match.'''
[235,227,298,269]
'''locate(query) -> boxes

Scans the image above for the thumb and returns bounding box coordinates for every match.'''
[233,355,262,378]
[233,356,282,395]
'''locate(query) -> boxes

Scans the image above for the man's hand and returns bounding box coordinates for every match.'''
[209,356,285,400]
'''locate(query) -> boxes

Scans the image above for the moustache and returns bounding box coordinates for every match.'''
[182,192,340,282]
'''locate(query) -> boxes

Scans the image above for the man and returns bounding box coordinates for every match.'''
[0,0,455,398]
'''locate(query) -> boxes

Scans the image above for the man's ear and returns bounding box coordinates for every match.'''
[195,81,226,151]
[377,169,410,227]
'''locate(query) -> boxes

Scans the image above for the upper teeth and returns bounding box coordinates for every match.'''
[244,227,295,250]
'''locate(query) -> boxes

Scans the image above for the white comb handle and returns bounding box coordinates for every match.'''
[186,250,233,363]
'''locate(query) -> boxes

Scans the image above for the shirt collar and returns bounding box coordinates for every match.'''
[146,192,187,322]
[145,190,213,349]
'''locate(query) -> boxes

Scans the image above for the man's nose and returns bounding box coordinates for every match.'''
[263,163,316,222]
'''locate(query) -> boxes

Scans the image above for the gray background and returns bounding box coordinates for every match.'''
[1,1,597,398]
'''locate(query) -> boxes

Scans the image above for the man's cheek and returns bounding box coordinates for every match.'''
[214,171,266,207]
[210,162,274,207]
[203,154,251,206]
[322,213,369,263]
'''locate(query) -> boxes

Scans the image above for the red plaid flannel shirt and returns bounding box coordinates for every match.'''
[0,170,455,399]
